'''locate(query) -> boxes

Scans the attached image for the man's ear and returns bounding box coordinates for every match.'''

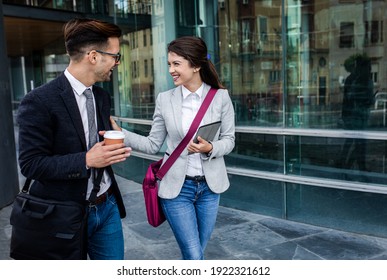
[87,51,97,64]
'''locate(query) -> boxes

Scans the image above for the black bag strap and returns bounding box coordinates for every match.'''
[87,168,104,204]
[21,178,32,193]
[21,168,104,204]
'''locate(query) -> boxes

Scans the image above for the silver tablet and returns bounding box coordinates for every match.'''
[193,121,221,144]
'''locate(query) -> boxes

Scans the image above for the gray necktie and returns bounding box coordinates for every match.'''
[84,88,97,150]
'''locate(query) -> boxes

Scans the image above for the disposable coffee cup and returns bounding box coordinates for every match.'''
[104,130,125,145]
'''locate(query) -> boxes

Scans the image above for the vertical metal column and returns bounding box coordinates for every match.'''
[0,1,20,208]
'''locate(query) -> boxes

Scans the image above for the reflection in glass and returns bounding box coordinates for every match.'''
[227,133,283,173]
[223,174,284,218]
[218,0,283,127]
[285,135,387,185]
[214,0,387,130]
[338,55,374,171]
[287,184,387,238]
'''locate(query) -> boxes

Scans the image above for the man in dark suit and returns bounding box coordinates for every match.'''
[17,18,131,259]
[339,56,374,171]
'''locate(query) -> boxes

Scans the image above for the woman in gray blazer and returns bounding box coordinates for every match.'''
[114,36,235,259]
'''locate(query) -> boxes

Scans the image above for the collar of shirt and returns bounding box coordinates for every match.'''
[182,83,204,100]
[64,69,91,96]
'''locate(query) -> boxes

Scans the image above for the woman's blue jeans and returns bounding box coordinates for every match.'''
[160,179,220,260]
[87,193,124,260]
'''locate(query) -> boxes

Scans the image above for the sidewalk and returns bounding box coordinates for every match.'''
[1,174,387,260]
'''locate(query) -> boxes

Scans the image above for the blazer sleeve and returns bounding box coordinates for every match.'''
[17,91,88,181]
[122,93,167,154]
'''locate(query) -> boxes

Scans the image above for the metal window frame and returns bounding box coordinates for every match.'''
[113,116,387,194]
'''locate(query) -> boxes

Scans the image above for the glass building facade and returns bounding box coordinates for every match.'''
[2,0,387,237]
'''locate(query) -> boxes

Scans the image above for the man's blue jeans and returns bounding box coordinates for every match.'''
[87,193,124,260]
[160,179,220,260]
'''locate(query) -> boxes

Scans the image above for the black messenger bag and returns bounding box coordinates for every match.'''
[10,189,88,260]
[10,169,103,260]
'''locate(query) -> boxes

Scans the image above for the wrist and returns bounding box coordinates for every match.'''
[206,142,213,157]
[85,152,92,169]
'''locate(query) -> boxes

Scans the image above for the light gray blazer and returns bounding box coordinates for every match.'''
[122,84,235,199]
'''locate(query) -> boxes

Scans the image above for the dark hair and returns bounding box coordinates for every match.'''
[167,36,225,89]
[63,18,122,60]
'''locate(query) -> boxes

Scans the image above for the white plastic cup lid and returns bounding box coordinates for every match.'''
[104,130,125,139]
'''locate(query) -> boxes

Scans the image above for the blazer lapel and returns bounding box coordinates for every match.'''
[93,87,107,128]
[59,77,87,150]
[201,84,213,124]
[93,87,111,145]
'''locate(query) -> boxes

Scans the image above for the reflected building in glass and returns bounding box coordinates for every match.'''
[2,0,387,237]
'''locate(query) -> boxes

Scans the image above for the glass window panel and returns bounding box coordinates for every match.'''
[258,16,268,42]
[371,21,379,44]
[283,0,387,131]
[285,135,387,185]
[340,22,354,48]
[218,0,283,126]
[227,132,283,173]
[121,123,151,137]
[114,156,154,183]
[222,175,284,218]
[287,184,387,238]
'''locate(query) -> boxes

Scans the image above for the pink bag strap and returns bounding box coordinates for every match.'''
[156,88,218,180]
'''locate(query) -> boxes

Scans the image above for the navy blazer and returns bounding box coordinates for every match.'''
[17,73,126,218]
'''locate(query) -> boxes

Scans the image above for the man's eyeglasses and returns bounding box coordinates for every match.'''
[95,50,121,63]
